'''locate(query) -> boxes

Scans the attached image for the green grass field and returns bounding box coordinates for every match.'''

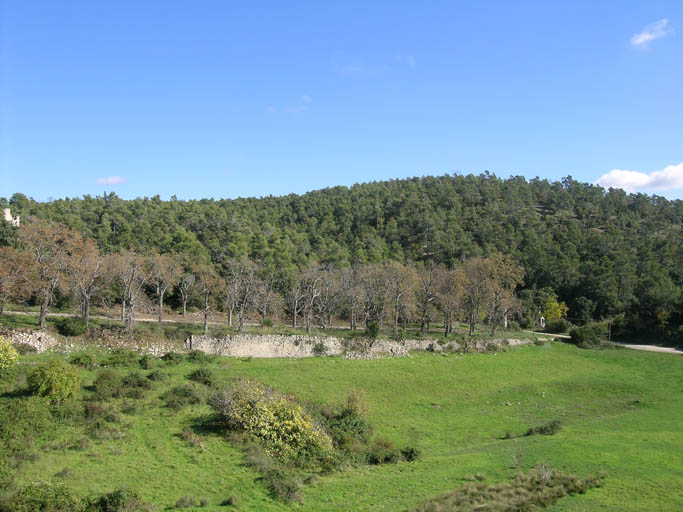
[2,342,682,511]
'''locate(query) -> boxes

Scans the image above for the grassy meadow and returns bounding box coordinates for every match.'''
[1,342,682,511]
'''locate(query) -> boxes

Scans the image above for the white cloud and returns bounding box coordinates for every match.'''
[631,18,673,48]
[96,176,127,186]
[595,163,683,192]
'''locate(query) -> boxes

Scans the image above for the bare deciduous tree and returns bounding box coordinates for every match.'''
[0,246,31,315]
[110,250,151,332]
[69,237,105,327]
[149,252,181,323]
[20,219,81,328]
[195,264,221,334]
[384,261,418,338]
[435,265,466,337]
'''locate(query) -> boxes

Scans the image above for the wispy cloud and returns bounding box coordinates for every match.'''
[595,163,683,192]
[268,95,312,114]
[631,18,673,48]
[96,176,127,186]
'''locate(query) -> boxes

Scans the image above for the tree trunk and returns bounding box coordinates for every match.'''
[0,298,5,316]
[39,291,50,328]
[125,300,134,332]
[84,298,90,328]
[350,309,356,330]
[238,306,245,333]
[393,308,399,338]
[120,299,125,321]
[229,306,233,327]
[204,312,208,334]
[469,311,475,336]
[158,293,164,323]
[182,297,187,318]
[292,298,298,328]
[306,311,312,333]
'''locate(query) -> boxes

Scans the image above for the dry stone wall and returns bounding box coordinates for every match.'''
[184,334,535,359]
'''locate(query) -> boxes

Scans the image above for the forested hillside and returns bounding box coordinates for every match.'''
[2,173,682,340]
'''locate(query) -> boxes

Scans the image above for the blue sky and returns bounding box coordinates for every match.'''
[1,1,682,201]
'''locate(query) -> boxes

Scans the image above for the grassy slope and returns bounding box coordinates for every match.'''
[8,343,683,511]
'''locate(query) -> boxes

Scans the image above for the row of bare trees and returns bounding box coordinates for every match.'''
[0,218,524,336]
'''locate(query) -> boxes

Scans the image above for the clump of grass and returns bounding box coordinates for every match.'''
[147,369,167,382]
[69,352,97,368]
[104,348,140,367]
[180,429,205,450]
[409,465,603,512]
[220,494,241,507]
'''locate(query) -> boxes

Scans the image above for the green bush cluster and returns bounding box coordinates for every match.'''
[55,317,87,337]
[187,367,215,387]
[103,348,140,367]
[162,383,203,410]
[186,350,215,364]
[410,465,603,512]
[70,352,97,368]
[569,325,603,349]
[0,483,154,512]
[210,379,334,467]
[28,360,81,402]
[161,352,184,365]
[0,336,18,372]
[526,420,562,437]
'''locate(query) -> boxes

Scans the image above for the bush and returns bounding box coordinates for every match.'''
[13,343,37,355]
[1,482,87,512]
[91,369,122,400]
[0,336,18,372]
[55,317,87,337]
[187,350,214,364]
[28,360,81,401]
[0,395,52,457]
[365,321,379,340]
[400,446,421,462]
[138,354,155,370]
[525,420,562,436]
[146,369,167,382]
[366,438,401,465]
[89,487,153,511]
[104,348,139,367]
[188,367,214,387]
[569,326,603,349]
[161,352,184,365]
[221,494,241,507]
[69,352,97,368]
[174,495,198,508]
[312,342,327,356]
[409,465,603,512]
[262,468,302,503]
[545,318,569,334]
[162,383,203,410]
[210,379,334,467]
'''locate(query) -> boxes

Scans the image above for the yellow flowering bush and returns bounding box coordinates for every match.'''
[0,336,19,372]
[211,379,334,466]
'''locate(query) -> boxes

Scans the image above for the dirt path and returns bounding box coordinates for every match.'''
[528,331,682,355]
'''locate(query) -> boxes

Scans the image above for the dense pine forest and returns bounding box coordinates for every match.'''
[2,173,682,342]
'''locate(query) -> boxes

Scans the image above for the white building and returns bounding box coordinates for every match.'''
[3,208,20,227]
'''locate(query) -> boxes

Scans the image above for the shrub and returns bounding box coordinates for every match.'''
[0,396,52,456]
[409,465,603,512]
[312,342,327,356]
[69,352,97,368]
[90,487,153,512]
[104,348,139,367]
[569,326,603,349]
[188,367,215,386]
[1,482,86,512]
[55,317,87,337]
[525,420,562,436]
[0,336,18,372]
[262,318,273,327]
[28,360,81,401]
[262,468,302,503]
[400,446,421,462]
[365,321,379,339]
[545,318,569,334]
[162,383,203,410]
[210,379,334,467]
[199,497,209,507]
[187,350,214,364]
[138,354,155,370]
[161,352,184,365]
[174,495,197,508]
[146,369,167,382]
[366,438,401,464]
[91,369,122,400]
[221,494,240,507]
[13,343,37,355]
